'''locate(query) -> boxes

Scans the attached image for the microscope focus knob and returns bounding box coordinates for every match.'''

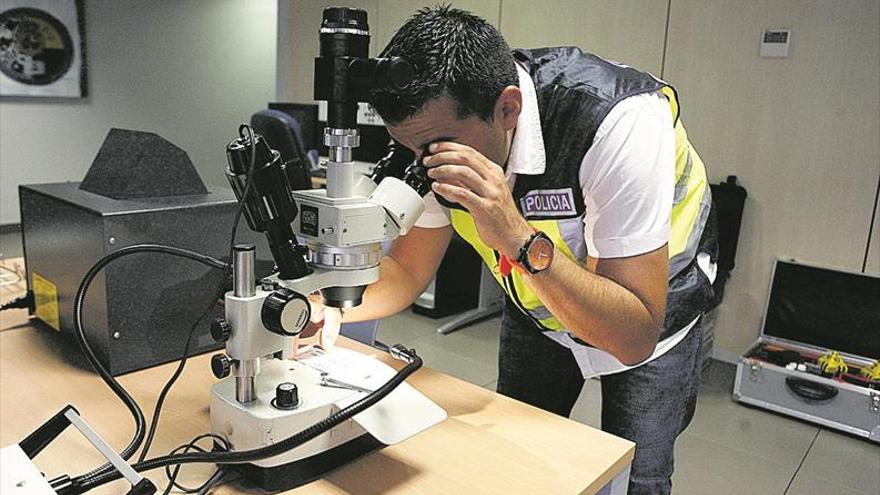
[272,382,300,410]
[211,354,231,379]
[261,288,311,337]
[210,318,231,343]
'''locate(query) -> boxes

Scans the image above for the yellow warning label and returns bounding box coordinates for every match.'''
[32,272,61,331]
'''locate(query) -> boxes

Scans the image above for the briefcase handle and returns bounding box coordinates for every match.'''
[785,377,839,402]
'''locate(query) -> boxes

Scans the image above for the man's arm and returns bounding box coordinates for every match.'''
[425,140,667,366]
[338,224,453,323]
[523,246,668,365]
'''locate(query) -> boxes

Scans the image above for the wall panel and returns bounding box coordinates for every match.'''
[865,186,880,275]
[500,0,669,76]
[0,0,277,224]
[276,0,880,357]
[664,0,880,353]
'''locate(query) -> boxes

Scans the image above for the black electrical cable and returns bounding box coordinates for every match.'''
[73,124,261,485]
[162,433,230,494]
[228,123,258,259]
[0,291,32,311]
[137,283,227,464]
[69,245,229,483]
[195,467,227,495]
[62,349,422,495]
[138,124,259,465]
[163,444,209,495]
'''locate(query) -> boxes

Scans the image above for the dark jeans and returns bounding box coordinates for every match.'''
[496,305,704,495]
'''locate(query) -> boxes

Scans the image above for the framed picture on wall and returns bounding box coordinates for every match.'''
[0,0,87,97]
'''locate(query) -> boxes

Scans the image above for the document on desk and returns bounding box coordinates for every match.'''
[299,347,448,445]
[1,445,57,495]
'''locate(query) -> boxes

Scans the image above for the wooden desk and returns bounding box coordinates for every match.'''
[0,262,633,495]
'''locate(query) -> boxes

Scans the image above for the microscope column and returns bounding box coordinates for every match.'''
[325,129,359,198]
[232,244,260,403]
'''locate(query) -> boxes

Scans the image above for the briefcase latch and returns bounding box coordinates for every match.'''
[749,361,762,381]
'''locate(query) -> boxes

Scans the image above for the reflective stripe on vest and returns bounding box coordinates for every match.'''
[449,86,711,333]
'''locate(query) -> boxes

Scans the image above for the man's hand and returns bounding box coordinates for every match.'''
[423,142,532,258]
[293,293,341,353]
[300,293,326,339]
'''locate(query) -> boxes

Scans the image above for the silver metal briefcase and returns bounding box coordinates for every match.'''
[733,259,880,442]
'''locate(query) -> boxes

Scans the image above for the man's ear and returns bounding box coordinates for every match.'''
[494,85,522,131]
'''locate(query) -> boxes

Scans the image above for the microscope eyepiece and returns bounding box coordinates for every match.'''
[315,7,412,129]
[402,160,433,197]
[349,57,414,93]
[321,7,369,33]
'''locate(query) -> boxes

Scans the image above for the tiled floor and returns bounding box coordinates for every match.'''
[2,227,878,494]
[376,310,880,495]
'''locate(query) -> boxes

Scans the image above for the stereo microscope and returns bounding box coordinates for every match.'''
[207,7,445,491]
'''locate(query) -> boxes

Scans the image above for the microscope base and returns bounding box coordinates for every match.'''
[210,347,446,490]
[231,433,383,492]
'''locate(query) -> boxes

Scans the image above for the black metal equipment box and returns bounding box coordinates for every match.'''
[19,182,272,375]
[734,259,880,442]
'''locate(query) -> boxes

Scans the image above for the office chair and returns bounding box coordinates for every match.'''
[250,109,312,190]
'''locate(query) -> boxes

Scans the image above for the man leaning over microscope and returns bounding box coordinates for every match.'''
[306,6,717,494]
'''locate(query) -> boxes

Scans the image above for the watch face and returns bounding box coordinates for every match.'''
[527,237,554,271]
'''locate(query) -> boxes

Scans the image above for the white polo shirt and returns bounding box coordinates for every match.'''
[414,63,698,378]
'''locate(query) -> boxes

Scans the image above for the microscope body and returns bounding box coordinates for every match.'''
[209,245,444,491]
[210,247,368,478]
[208,7,445,491]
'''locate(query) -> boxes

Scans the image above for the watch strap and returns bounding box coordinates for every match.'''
[499,229,544,277]
[499,253,525,277]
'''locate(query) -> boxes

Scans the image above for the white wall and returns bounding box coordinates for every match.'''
[500,0,669,76]
[278,1,880,356]
[663,0,880,353]
[0,0,278,224]
[3,3,871,352]
[867,196,880,275]
[94,1,879,357]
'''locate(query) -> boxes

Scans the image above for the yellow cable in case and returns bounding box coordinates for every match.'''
[859,361,880,381]
[817,350,848,375]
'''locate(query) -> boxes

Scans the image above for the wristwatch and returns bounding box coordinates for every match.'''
[516,230,555,274]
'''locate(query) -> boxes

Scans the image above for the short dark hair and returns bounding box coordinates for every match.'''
[370,5,518,125]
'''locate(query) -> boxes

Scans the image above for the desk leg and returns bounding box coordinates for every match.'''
[593,463,631,495]
[436,305,501,334]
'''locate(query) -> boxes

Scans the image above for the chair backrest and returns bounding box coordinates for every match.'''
[250,109,311,190]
